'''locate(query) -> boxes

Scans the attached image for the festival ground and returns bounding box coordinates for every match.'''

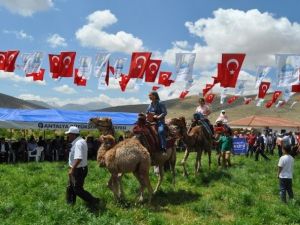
[0,151,299,225]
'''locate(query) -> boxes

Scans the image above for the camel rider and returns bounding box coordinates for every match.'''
[193,97,214,136]
[146,91,167,152]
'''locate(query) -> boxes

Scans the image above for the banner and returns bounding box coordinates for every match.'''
[175,53,196,82]
[276,54,300,87]
[78,56,92,79]
[255,65,271,88]
[24,51,43,74]
[235,80,246,96]
[233,138,248,155]
[113,58,126,79]
[94,53,110,77]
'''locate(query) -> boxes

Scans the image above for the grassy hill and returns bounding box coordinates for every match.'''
[101,93,300,122]
[0,153,299,225]
[0,93,48,109]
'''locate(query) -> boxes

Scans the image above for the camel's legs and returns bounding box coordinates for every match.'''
[154,165,164,194]
[110,174,120,200]
[195,151,202,175]
[181,149,190,177]
[169,148,176,187]
[117,173,124,199]
[208,150,212,170]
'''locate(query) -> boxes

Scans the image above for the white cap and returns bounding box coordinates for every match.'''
[221,110,225,113]
[65,126,80,134]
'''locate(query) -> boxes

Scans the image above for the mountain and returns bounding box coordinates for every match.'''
[60,102,111,111]
[100,94,300,122]
[0,93,48,109]
[28,100,56,109]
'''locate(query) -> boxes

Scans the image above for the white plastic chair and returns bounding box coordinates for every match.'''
[28,146,44,162]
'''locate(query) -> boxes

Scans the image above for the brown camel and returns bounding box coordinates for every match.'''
[90,117,176,193]
[169,117,213,177]
[97,134,153,202]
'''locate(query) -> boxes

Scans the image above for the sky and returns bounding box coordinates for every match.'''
[0,0,300,107]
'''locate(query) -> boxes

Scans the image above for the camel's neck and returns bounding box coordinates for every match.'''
[103,125,115,136]
[181,125,196,146]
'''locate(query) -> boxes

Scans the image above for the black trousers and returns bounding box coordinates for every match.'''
[66,166,97,205]
[279,178,293,202]
[255,147,270,161]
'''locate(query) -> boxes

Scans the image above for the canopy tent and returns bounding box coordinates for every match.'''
[0,108,138,131]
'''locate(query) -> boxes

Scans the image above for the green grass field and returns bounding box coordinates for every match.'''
[0,152,299,225]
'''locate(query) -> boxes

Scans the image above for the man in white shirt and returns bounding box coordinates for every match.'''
[65,126,100,206]
[278,144,294,203]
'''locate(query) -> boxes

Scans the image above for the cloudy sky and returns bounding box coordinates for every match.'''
[0,0,299,107]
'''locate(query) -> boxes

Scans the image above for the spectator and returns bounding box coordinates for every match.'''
[255,132,270,161]
[0,137,9,163]
[27,136,37,161]
[218,131,233,168]
[278,143,294,203]
[246,130,256,157]
[215,110,229,124]
[266,133,274,155]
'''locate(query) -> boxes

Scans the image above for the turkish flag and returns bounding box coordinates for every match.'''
[59,52,76,77]
[33,69,45,81]
[0,51,6,70]
[109,65,115,75]
[152,86,160,91]
[212,76,219,85]
[244,97,253,105]
[258,81,270,99]
[221,53,246,88]
[128,52,151,78]
[227,96,239,104]
[205,93,215,104]
[119,74,130,92]
[265,100,273,108]
[271,91,282,103]
[105,60,110,86]
[145,59,161,82]
[5,50,19,72]
[74,69,87,86]
[203,83,214,97]
[52,73,60,79]
[292,84,300,92]
[158,71,173,86]
[179,90,189,99]
[49,54,61,74]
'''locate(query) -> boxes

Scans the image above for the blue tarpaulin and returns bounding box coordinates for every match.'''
[0,108,137,131]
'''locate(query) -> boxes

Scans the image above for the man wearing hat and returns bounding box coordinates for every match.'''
[65,126,99,206]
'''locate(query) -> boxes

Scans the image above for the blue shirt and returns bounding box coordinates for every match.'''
[146,101,167,123]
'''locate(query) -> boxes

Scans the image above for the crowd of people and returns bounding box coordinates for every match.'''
[0,134,101,163]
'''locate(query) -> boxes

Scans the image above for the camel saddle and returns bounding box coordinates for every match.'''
[133,115,175,154]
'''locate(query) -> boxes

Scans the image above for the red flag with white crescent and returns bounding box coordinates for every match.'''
[5,50,19,72]
[152,86,160,91]
[59,52,76,77]
[258,81,270,99]
[205,93,215,104]
[119,74,130,92]
[179,90,189,99]
[158,71,172,86]
[0,51,6,70]
[145,59,161,82]
[203,83,214,97]
[128,52,151,78]
[265,100,273,108]
[271,91,282,103]
[244,97,253,105]
[49,54,61,74]
[221,53,246,88]
[292,84,300,92]
[74,69,87,86]
[227,96,239,104]
[33,69,45,81]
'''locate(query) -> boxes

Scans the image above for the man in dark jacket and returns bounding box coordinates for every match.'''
[0,137,9,163]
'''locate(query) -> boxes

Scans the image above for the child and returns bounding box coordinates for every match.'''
[278,144,294,203]
[218,131,233,168]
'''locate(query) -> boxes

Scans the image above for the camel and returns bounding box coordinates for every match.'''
[90,117,176,193]
[169,117,213,177]
[97,134,153,202]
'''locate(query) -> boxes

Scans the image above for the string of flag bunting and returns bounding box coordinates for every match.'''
[0,50,299,108]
